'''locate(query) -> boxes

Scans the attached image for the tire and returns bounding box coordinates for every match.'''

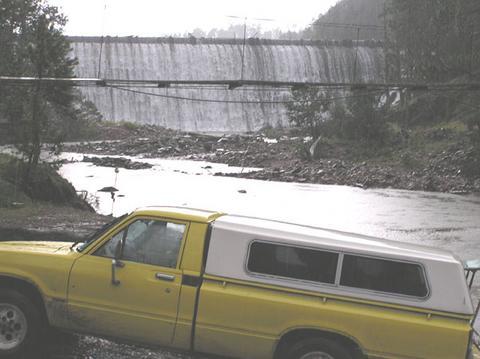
[284,337,354,359]
[0,289,44,359]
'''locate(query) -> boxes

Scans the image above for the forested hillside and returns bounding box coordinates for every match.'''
[385,0,480,82]
[304,0,386,40]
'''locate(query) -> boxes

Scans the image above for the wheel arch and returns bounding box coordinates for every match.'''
[0,275,49,324]
[274,327,365,359]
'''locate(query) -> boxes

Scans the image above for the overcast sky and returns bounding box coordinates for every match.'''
[48,0,340,36]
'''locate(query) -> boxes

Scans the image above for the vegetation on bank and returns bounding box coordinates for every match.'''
[0,153,91,210]
[291,0,480,177]
[0,0,103,183]
[284,88,480,191]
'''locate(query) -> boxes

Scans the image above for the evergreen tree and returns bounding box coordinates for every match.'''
[0,0,77,177]
[385,0,479,82]
[305,0,386,41]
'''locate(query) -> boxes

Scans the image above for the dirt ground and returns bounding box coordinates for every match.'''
[0,204,110,242]
[49,334,199,359]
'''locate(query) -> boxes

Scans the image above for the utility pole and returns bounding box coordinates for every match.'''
[97,2,108,78]
[383,1,389,83]
[226,16,275,80]
[352,27,361,83]
[241,17,247,80]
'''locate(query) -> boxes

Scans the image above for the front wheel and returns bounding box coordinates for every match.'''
[284,337,354,359]
[0,290,44,359]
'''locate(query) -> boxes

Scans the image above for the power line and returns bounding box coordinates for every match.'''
[2,76,480,92]
[309,21,384,31]
[3,75,478,108]
[107,85,384,105]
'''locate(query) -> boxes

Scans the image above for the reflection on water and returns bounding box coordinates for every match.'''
[59,154,480,264]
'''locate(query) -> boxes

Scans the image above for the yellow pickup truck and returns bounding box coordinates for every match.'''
[0,206,476,358]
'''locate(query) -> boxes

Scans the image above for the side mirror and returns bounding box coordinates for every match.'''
[114,239,123,260]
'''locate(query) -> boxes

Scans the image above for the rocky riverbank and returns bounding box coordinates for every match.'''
[0,204,110,242]
[64,124,480,194]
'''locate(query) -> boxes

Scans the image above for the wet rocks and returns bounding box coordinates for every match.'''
[82,156,153,170]
[66,124,480,194]
[215,154,480,194]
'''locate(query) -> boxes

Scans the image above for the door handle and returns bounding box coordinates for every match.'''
[155,273,175,282]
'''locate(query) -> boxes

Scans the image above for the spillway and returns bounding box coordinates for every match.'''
[70,37,385,132]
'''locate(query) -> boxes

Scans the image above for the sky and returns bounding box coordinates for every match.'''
[47,0,340,37]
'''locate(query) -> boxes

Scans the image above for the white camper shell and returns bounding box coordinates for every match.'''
[205,215,474,316]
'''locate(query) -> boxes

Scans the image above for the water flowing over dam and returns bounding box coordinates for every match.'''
[69,37,385,132]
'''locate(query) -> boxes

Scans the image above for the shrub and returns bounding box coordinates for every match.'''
[286,87,331,139]
[341,91,391,147]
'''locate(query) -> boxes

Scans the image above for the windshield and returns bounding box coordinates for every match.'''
[76,213,129,252]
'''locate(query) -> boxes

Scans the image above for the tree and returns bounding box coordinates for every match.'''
[385,0,479,82]
[0,0,77,178]
[286,87,331,139]
[305,0,386,41]
[343,91,389,146]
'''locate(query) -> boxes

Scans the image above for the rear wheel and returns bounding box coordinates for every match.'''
[284,337,354,359]
[0,290,44,359]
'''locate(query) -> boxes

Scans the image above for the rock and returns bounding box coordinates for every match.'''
[309,137,322,159]
[83,156,153,170]
[450,190,469,195]
[98,186,118,192]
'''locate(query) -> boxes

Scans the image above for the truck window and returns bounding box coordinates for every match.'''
[247,241,338,284]
[94,219,186,268]
[340,255,428,298]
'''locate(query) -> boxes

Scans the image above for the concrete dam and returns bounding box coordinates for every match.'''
[69,36,385,132]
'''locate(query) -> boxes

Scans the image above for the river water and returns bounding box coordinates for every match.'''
[58,153,480,264]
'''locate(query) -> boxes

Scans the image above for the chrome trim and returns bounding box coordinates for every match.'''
[155,273,175,282]
[204,274,471,320]
[334,253,344,285]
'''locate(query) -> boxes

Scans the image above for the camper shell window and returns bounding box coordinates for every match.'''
[245,240,429,300]
[247,241,339,284]
[340,254,429,298]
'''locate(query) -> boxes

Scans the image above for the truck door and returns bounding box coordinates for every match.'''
[67,217,189,346]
